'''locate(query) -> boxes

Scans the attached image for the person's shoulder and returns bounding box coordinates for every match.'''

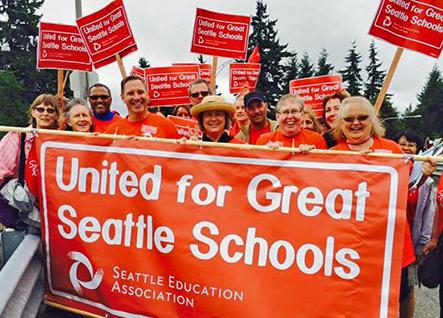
[104,117,130,134]
[330,141,349,151]
[377,137,403,153]
[256,131,275,145]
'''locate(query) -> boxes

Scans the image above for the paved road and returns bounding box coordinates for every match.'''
[417,285,440,317]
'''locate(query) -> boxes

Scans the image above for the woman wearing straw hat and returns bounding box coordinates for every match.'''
[190,95,245,144]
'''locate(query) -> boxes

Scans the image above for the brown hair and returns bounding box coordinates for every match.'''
[322,90,351,129]
[28,94,60,128]
[120,75,146,95]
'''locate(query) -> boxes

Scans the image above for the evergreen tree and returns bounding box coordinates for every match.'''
[138,57,151,68]
[339,41,363,96]
[247,0,293,112]
[364,41,385,101]
[315,48,334,76]
[0,71,27,129]
[282,53,298,93]
[0,0,60,108]
[410,65,443,139]
[362,40,400,138]
[298,52,314,79]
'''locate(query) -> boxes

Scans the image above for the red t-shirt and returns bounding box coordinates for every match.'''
[104,113,179,139]
[256,129,327,149]
[332,136,415,268]
[249,125,271,145]
[436,177,443,232]
[93,113,122,133]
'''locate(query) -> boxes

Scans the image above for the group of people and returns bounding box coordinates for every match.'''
[1,74,443,317]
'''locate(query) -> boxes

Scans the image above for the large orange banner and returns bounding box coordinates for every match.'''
[35,135,409,317]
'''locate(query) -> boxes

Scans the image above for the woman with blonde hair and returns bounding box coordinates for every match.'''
[302,107,322,134]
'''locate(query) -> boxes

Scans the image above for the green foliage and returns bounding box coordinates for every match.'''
[339,41,363,96]
[0,0,60,111]
[298,52,314,78]
[364,41,385,101]
[315,48,334,76]
[407,65,443,139]
[282,53,298,93]
[138,57,151,68]
[0,71,28,128]
[248,0,293,112]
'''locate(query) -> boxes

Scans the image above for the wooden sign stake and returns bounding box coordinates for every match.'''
[210,56,218,93]
[374,47,404,114]
[115,53,127,79]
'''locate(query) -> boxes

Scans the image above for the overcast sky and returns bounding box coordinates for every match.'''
[39,0,443,116]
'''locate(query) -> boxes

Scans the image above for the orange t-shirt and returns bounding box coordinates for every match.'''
[249,125,271,145]
[93,113,122,133]
[256,129,327,149]
[104,113,179,139]
[332,136,415,268]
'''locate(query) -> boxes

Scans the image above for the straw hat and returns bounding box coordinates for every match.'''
[190,95,235,118]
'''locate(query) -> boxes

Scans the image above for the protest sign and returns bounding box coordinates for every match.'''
[289,75,342,117]
[37,134,408,317]
[37,22,92,71]
[173,63,212,83]
[167,115,202,139]
[369,0,443,58]
[229,63,261,94]
[191,8,251,60]
[76,0,137,69]
[130,66,146,78]
[145,66,199,107]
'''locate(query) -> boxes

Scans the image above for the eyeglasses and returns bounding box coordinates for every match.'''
[34,107,56,114]
[190,91,210,98]
[343,114,369,123]
[277,109,302,117]
[89,95,110,100]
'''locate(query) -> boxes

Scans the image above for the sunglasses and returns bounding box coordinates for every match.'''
[89,95,110,100]
[34,107,56,114]
[190,91,210,98]
[343,114,369,123]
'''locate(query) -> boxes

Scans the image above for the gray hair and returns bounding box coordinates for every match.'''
[276,94,305,112]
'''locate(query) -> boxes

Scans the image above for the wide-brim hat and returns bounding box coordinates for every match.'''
[191,95,235,118]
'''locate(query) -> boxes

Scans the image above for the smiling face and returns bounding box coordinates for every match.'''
[302,113,315,131]
[189,82,210,106]
[234,97,248,123]
[202,110,226,140]
[324,98,341,129]
[276,99,303,137]
[245,101,268,128]
[121,79,149,119]
[176,106,191,119]
[340,103,372,144]
[89,86,112,115]
[31,103,58,129]
[398,136,418,155]
[67,104,92,132]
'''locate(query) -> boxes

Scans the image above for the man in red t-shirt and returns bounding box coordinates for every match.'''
[88,83,122,133]
[235,91,278,144]
[105,76,179,139]
[257,94,327,149]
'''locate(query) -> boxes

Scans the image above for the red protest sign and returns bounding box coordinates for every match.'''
[369,0,443,58]
[37,22,92,71]
[76,0,137,69]
[167,115,202,139]
[130,66,146,78]
[191,8,251,60]
[36,135,408,318]
[289,75,343,117]
[229,63,261,94]
[173,63,212,83]
[146,66,199,107]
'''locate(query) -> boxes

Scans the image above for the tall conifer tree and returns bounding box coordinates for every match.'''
[315,48,334,76]
[339,41,363,96]
[298,52,314,79]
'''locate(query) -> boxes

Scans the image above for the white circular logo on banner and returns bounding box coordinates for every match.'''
[68,251,104,295]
